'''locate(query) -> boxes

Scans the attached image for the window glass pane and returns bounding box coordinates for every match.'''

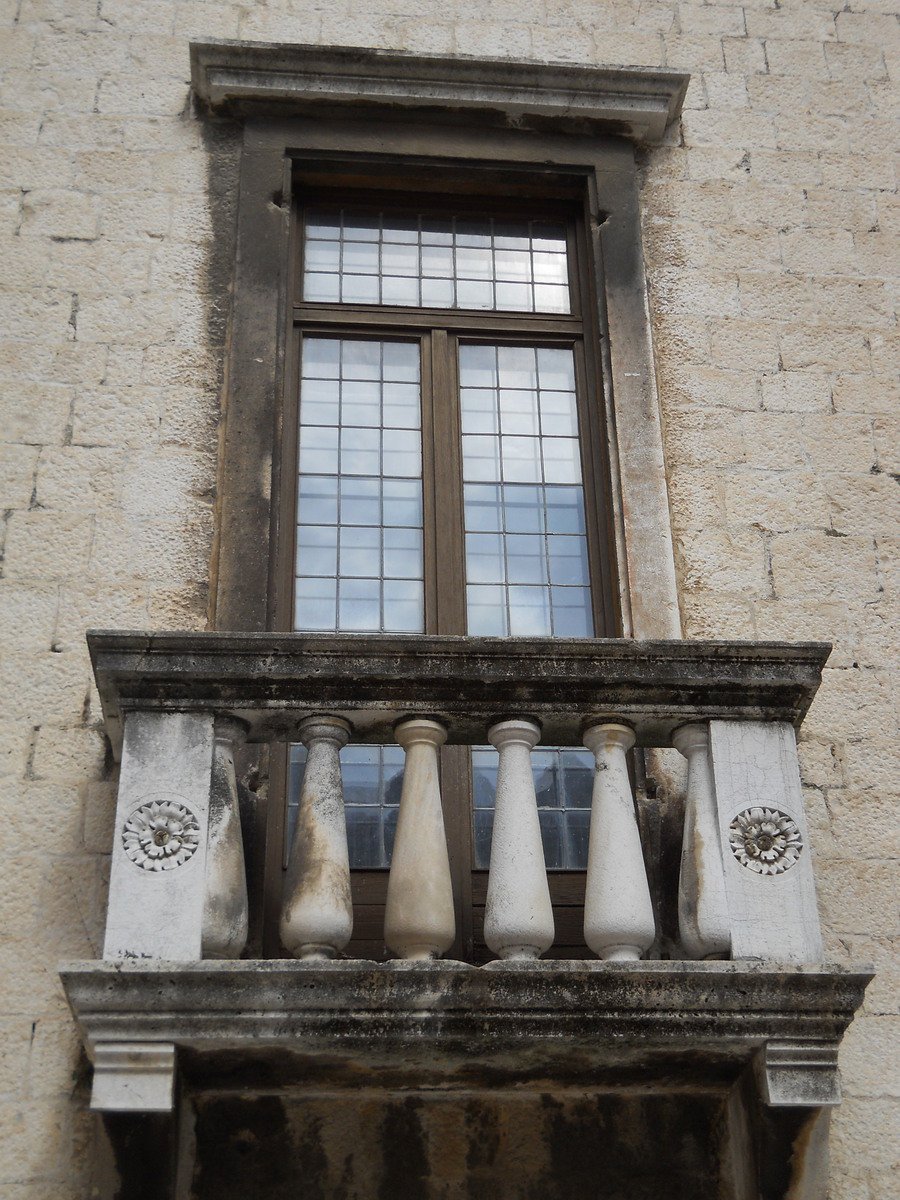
[287,745,406,869]
[382,429,421,478]
[339,577,381,631]
[302,208,571,314]
[339,525,380,577]
[536,346,576,390]
[466,584,508,636]
[383,527,422,579]
[295,336,424,634]
[383,579,424,631]
[506,534,546,584]
[466,532,505,583]
[473,810,494,869]
[470,746,595,869]
[306,209,341,239]
[499,389,539,436]
[297,475,338,525]
[464,484,502,532]
[382,479,422,527]
[343,747,381,805]
[460,344,593,640]
[339,476,381,526]
[304,273,340,302]
[461,387,500,436]
[340,426,380,475]
[297,524,338,577]
[539,810,564,870]
[346,806,383,866]
[566,809,592,871]
[294,576,336,631]
[305,240,341,272]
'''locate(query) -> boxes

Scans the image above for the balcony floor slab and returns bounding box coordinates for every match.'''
[61,959,871,1101]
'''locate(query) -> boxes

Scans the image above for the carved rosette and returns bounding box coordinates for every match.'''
[728,807,803,876]
[122,798,201,872]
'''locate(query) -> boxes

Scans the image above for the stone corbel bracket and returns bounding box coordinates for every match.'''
[189,40,689,145]
[90,1042,176,1113]
[757,1040,843,1108]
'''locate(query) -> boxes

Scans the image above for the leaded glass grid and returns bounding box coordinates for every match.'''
[303,209,570,314]
[288,744,405,869]
[294,336,425,633]
[461,343,594,637]
[472,747,594,870]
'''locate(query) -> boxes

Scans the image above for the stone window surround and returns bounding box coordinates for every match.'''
[189,40,690,642]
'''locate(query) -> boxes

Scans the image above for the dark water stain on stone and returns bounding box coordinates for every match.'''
[464,1097,503,1200]
[525,1092,720,1200]
[378,1095,429,1200]
[464,1097,501,1171]
[192,1095,295,1199]
[189,1089,725,1200]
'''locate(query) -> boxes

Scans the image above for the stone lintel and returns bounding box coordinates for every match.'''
[189,40,689,145]
[62,960,870,1108]
[87,631,831,759]
[90,1042,176,1113]
[756,1040,843,1108]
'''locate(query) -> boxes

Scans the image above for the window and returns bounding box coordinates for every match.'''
[277,188,619,959]
[197,48,688,960]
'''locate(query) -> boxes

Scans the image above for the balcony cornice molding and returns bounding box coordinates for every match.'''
[189,40,689,145]
[61,959,871,1106]
[87,631,830,758]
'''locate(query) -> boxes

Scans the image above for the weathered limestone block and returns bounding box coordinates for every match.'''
[103,711,215,961]
[709,720,823,963]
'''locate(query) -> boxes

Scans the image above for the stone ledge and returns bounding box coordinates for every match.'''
[87,631,831,758]
[62,960,870,1109]
[189,40,689,145]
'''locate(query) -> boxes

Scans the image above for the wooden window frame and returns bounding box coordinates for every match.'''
[216,120,680,641]
[214,116,683,958]
[276,185,620,641]
[276,183,620,959]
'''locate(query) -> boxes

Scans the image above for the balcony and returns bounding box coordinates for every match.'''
[61,631,870,1187]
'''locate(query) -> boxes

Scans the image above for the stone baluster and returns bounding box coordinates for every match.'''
[582,722,655,960]
[384,718,455,959]
[672,723,731,959]
[201,718,249,959]
[280,715,353,960]
[483,718,554,961]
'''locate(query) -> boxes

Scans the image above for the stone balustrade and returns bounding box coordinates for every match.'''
[67,630,873,1122]
[89,632,829,970]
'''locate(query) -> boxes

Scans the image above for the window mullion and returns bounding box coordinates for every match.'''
[430,328,468,637]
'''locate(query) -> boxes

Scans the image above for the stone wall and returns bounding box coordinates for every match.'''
[0,1,896,1196]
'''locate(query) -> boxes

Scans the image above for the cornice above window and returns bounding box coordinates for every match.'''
[189,40,689,145]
